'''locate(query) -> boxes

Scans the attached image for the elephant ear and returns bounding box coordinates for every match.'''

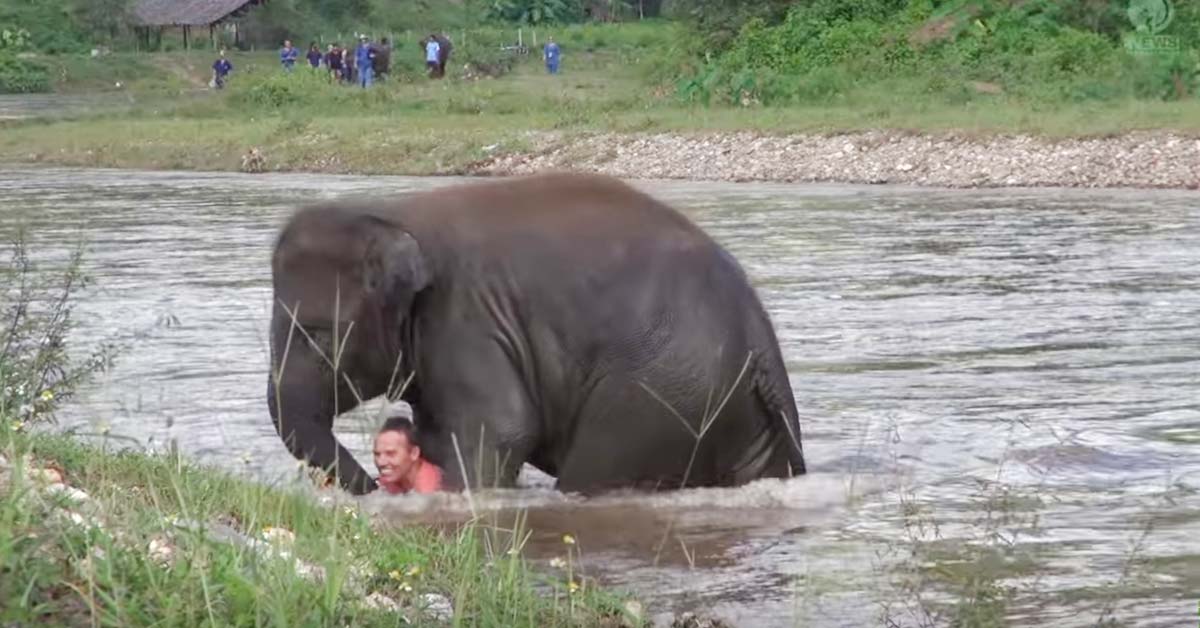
[273,208,428,328]
[361,218,430,315]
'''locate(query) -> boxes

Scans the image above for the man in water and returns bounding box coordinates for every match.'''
[211,49,233,89]
[543,36,561,74]
[373,417,443,495]
[280,39,299,73]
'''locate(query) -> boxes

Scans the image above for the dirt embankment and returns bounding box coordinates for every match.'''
[474,130,1200,189]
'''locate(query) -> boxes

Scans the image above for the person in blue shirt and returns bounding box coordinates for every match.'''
[355,36,375,88]
[424,35,441,79]
[543,37,561,75]
[280,40,299,72]
[211,49,233,89]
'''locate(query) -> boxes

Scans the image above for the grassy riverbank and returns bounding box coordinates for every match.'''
[3,19,1200,182]
[0,232,636,627]
[0,426,638,627]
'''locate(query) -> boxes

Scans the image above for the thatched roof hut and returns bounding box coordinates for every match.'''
[130,0,266,49]
[131,0,265,27]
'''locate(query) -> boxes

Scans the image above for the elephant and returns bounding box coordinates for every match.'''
[266,172,806,495]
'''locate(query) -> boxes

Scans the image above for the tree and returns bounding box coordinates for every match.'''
[484,0,583,24]
[665,0,792,51]
[71,0,132,42]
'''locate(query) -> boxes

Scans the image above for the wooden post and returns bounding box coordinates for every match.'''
[518,28,522,48]
[209,24,215,50]
[183,25,189,50]
[533,29,537,48]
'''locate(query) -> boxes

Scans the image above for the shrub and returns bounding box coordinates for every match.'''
[0,231,107,428]
[0,52,50,93]
[231,69,344,108]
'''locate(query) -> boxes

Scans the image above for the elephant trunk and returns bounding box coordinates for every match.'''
[267,322,377,495]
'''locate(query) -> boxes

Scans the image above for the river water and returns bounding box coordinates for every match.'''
[2,166,1197,627]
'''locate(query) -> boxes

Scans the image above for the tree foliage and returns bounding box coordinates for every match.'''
[70,0,133,43]
[482,0,583,25]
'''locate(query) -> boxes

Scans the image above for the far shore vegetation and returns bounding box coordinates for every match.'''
[2,0,1200,175]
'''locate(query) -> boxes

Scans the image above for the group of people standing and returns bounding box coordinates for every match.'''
[281,36,393,87]
[211,30,560,91]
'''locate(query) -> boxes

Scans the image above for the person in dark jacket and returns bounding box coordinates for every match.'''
[211,49,233,89]
[324,43,343,82]
[306,42,322,69]
[372,37,392,81]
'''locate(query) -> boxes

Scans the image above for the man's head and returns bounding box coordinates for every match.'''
[284,39,292,48]
[373,417,422,489]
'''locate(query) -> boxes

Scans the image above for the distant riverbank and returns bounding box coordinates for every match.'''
[476,129,1200,189]
[7,126,1198,190]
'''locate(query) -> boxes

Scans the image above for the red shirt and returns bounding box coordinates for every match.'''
[379,459,443,495]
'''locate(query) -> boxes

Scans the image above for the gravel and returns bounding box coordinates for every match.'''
[475,130,1200,189]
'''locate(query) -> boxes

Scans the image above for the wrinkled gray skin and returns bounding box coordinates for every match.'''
[266,173,806,495]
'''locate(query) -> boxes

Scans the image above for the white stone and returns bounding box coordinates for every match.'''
[363,592,402,612]
[420,593,454,621]
[45,483,90,503]
[148,537,175,564]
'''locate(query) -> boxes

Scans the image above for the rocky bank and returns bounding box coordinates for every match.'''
[475,130,1200,189]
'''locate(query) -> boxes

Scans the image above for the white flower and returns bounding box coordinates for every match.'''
[548,557,566,569]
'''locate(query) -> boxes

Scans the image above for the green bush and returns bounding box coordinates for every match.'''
[676,0,1192,107]
[232,69,346,108]
[0,52,50,93]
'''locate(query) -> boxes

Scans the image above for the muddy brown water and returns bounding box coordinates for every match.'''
[2,166,1198,627]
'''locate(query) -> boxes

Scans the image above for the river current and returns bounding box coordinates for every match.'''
[2,167,1197,627]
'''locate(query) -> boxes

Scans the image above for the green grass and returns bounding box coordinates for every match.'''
[0,425,639,626]
[2,18,1200,176]
[5,36,1200,176]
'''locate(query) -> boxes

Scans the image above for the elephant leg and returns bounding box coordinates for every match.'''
[555,374,703,494]
[416,337,537,491]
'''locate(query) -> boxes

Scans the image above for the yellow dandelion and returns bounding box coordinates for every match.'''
[399,581,413,593]
[562,534,576,545]
[12,420,26,432]
[406,565,420,577]
[388,570,403,581]
[568,580,580,594]
[40,390,54,402]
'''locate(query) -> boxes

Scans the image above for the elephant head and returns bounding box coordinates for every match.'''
[266,205,429,495]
